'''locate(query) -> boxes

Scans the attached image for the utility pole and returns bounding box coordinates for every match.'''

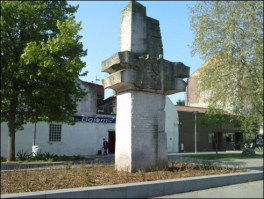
[95,76,100,114]
[193,111,198,153]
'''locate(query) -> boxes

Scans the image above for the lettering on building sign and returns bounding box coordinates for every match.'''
[70,116,116,123]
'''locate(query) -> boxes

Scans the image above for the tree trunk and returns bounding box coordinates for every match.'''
[215,139,218,155]
[7,99,17,162]
[214,133,218,155]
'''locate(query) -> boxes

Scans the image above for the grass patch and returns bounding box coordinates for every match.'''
[184,154,263,160]
[1,160,247,194]
[255,147,263,153]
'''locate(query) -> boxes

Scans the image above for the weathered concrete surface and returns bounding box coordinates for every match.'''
[147,17,163,58]
[120,1,164,58]
[115,90,168,172]
[101,1,190,172]
[120,1,147,54]
[102,52,189,95]
[154,180,264,198]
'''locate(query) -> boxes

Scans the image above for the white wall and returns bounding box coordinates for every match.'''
[165,97,179,152]
[1,121,115,157]
[76,80,97,116]
[1,95,180,158]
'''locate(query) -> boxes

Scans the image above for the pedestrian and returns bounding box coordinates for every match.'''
[102,138,108,155]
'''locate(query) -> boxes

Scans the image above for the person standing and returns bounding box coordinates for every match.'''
[102,138,108,155]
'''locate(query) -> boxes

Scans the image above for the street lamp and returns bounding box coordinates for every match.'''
[193,111,198,153]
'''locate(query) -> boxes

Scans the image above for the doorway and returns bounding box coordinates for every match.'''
[234,132,243,150]
[225,133,236,150]
[108,131,116,154]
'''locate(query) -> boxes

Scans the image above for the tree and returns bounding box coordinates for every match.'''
[196,107,228,154]
[1,1,88,161]
[188,1,263,130]
[176,99,185,106]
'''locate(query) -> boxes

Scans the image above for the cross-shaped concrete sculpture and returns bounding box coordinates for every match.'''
[101,1,190,172]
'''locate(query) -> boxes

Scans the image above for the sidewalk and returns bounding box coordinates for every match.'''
[89,151,263,172]
[168,151,263,171]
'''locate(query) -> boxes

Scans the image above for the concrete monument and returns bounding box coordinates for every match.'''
[101,1,190,172]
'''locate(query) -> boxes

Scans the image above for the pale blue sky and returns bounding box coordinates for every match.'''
[68,1,205,104]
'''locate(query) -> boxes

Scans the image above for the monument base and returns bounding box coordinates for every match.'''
[115,90,168,172]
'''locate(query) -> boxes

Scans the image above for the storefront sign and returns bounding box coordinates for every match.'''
[70,116,116,123]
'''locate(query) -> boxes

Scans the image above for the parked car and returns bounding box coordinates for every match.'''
[256,139,263,147]
[244,142,255,149]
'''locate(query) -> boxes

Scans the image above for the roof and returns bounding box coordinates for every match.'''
[189,54,220,77]
[98,96,116,107]
[176,105,208,113]
[78,79,104,98]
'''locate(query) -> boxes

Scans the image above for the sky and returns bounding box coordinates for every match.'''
[68,1,205,104]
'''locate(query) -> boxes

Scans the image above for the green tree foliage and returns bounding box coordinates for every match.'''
[1,1,88,161]
[176,99,185,106]
[188,1,263,129]
[196,107,229,127]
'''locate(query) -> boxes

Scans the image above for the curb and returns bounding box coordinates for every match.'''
[1,170,263,198]
[1,162,65,171]
[1,160,109,171]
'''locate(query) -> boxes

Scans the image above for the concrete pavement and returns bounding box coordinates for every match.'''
[168,151,263,171]
[91,151,264,172]
[153,180,264,198]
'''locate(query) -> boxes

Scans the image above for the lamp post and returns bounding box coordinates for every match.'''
[193,111,198,153]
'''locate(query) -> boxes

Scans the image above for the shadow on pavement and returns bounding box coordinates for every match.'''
[246,166,263,171]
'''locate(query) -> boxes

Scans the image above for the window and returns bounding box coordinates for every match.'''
[49,124,62,142]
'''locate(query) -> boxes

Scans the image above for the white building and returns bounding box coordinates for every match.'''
[1,79,116,157]
[1,80,179,157]
[165,97,179,152]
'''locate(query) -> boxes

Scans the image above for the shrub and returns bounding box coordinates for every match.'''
[16,150,32,162]
[1,156,6,162]
[14,151,87,162]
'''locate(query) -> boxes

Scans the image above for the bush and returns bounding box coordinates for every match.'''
[15,151,87,162]
[16,150,32,162]
[33,151,55,161]
[1,156,7,162]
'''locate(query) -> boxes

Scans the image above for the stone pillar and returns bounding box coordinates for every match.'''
[115,90,167,172]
